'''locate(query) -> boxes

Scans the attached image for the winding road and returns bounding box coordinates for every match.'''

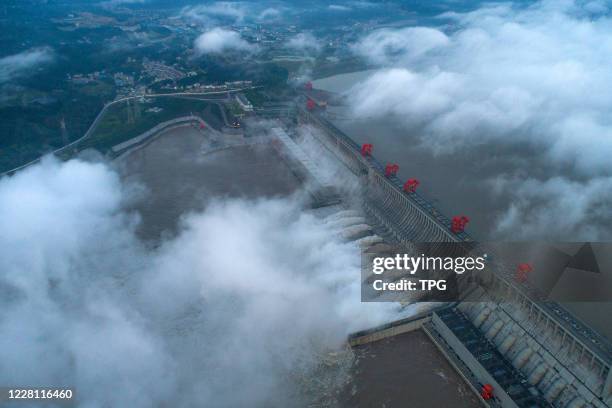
[0,87,259,177]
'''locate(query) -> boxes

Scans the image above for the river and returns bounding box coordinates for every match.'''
[313,70,612,340]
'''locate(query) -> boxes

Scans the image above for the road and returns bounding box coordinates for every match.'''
[0,87,260,177]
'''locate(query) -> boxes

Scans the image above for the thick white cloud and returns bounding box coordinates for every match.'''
[194,28,255,55]
[285,32,323,53]
[349,68,462,127]
[350,1,612,174]
[352,27,449,65]
[0,158,172,405]
[0,157,396,406]
[347,0,612,237]
[0,47,55,83]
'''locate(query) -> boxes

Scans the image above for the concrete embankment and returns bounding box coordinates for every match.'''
[111,116,207,157]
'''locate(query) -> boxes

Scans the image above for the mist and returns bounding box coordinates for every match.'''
[194,28,257,55]
[345,0,612,239]
[0,156,397,407]
[0,47,55,84]
[181,2,284,27]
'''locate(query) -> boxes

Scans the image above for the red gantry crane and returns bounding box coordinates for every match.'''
[516,263,533,283]
[480,384,494,400]
[384,163,399,178]
[361,143,373,156]
[403,178,420,193]
[451,215,470,233]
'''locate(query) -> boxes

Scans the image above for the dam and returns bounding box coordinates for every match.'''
[103,92,612,407]
[297,102,612,408]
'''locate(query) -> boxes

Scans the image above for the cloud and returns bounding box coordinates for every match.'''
[491,175,612,240]
[349,68,458,123]
[100,0,145,7]
[329,4,351,11]
[0,156,397,406]
[285,32,323,53]
[350,1,612,174]
[352,26,449,65]
[258,7,282,21]
[346,0,612,237]
[0,47,55,83]
[348,0,377,7]
[197,1,247,21]
[583,0,609,14]
[183,2,278,25]
[181,3,245,26]
[194,28,256,55]
[0,158,171,405]
[349,67,535,153]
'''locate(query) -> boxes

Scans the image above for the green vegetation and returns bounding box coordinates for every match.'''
[77,96,224,153]
[0,94,230,172]
[78,81,115,97]
[257,64,289,90]
[0,87,106,173]
[244,89,270,108]
[227,101,243,116]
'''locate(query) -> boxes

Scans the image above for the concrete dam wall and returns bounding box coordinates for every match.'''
[298,108,473,245]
